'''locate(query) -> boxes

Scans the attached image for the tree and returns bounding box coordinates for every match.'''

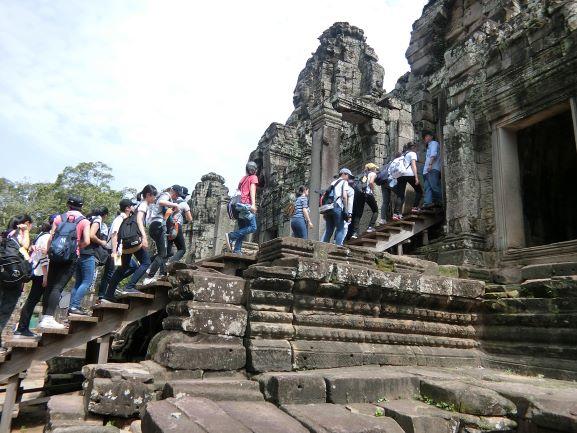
[0,162,135,232]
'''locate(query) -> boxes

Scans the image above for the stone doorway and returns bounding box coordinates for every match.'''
[493,99,577,252]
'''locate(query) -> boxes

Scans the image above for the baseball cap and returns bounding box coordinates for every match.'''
[67,195,84,208]
[339,168,353,176]
[119,198,135,210]
[178,186,189,199]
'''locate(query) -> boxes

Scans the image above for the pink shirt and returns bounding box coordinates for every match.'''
[52,211,90,255]
[239,175,258,205]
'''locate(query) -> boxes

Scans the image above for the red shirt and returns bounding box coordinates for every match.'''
[52,211,90,256]
[239,175,258,205]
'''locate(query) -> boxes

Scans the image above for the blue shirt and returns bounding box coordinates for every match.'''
[293,195,309,219]
[423,140,442,175]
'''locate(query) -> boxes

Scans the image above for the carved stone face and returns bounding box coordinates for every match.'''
[293,80,311,110]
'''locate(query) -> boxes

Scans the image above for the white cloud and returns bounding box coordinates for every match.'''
[0,0,425,194]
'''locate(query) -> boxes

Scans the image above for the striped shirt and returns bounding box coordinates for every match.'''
[293,195,309,218]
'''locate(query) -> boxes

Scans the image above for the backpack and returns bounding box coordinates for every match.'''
[118,213,142,250]
[86,216,109,266]
[319,179,344,214]
[375,162,392,186]
[283,202,296,218]
[49,213,85,264]
[227,176,250,220]
[352,172,369,194]
[0,236,32,285]
[388,155,408,180]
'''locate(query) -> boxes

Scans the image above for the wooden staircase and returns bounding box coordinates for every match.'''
[347,209,444,253]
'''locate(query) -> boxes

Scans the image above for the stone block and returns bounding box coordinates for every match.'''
[163,379,264,401]
[169,273,246,304]
[52,427,120,433]
[164,302,247,336]
[291,340,364,369]
[82,363,153,383]
[247,339,292,372]
[216,401,310,433]
[379,400,459,433]
[281,403,404,433]
[139,360,202,391]
[249,277,294,292]
[257,372,326,404]
[437,265,459,278]
[323,370,419,404]
[84,377,154,418]
[420,380,516,416]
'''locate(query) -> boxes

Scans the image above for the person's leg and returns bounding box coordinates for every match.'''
[407,177,423,209]
[44,261,76,316]
[98,255,114,299]
[69,255,96,310]
[104,254,133,300]
[147,222,167,277]
[334,206,347,246]
[351,193,365,236]
[291,218,303,239]
[380,185,391,222]
[322,213,336,243]
[124,248,151,291]
[423,173,433,207]
[0,283,23,344]
[232,214,257,253]
[366,194,378,228]
[430,169,443,205]
[393,178,408,215]
[168,230,186,263]
[16,276,44,332]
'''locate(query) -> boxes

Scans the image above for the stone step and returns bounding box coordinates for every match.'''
[482,341,577,359]
[163,379,264,401]
[480,325,576,345]
[159,341,246,371]
[163,302,247,336]
[168,271,246,304]
[481,312,577,327]
[519,278,577,298]
[522,261,577,281]
[47,393,103,430]
[481,297,577,314]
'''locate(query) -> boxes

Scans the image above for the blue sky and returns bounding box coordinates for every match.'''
[0,0,425,194]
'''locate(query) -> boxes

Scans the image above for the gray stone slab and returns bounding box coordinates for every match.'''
[378,400,459,433]
[217,401,310,433]
[163,379,264,401]
[164,301,247,336]
[247,339,293,372]
[257,372,326,404]
[160,342,246,370]
[84,377,154,418]
[142,398,213,433]
[282,403,406,433]
[169,273,246,304]
[292,340,364,369]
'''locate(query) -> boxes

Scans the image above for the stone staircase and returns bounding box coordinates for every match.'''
[347,209,444,254]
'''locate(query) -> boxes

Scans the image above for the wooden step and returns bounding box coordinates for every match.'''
[4,337,39,349]
[39,326,70,335]
[116,291,155,300]
[68,314,99,323]
[200,261,225,270]
[93,301,129,310]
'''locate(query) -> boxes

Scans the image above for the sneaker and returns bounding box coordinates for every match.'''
[366,227,375,233]
[392,214,402,221]
[142,276,158,286]
[68,307,89,316]
[376,219,386,226]
[411,207,421,213]
[38,315,65,330]
[13,329,38,339]
[351,233,358,240]
[224,233,233,252]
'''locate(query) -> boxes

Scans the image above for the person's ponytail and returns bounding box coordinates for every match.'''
[138,184,157,201]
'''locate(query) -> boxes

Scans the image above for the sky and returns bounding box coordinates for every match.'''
[0,0,426,194]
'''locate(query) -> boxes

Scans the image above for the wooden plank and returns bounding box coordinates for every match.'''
[3,338,38,349]
[38,326,69,335]
[0,375,19,433]
[68,315,99,323]
[93,301,129,310]
[116,291,155,300]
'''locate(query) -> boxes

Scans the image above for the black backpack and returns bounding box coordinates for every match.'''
[375,162,392,186]
[0,236,32,284]
[352,172,370,194]
[49,213,85,264]
[118,213,142,250]
[319,179,345,214]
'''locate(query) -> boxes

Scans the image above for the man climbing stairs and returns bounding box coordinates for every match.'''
[347,209,444,254]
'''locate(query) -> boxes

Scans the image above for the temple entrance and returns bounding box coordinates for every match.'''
[517,110,577,247]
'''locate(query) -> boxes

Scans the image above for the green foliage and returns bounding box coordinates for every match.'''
[418,395,457,412]
[0,162,135,232]
[374,407,384,417]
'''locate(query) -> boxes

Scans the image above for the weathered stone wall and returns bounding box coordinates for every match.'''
[402,0,577,266]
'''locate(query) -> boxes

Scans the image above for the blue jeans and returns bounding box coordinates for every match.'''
[322,205,346,246]
[424,169,442,206]
[291,217,308,239]
[104,248,150,299]
[70,255,96,309]
[98,255,138,299]
[229,205,257,253]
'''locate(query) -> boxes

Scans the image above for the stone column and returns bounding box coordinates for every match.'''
[309,104,342,240]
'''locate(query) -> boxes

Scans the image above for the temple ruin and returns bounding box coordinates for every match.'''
[3,1,577,432]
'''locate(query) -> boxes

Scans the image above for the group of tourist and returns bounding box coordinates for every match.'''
[0,184,192,352]
[289,131,442,245]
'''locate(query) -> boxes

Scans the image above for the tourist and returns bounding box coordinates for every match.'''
[40,196,91,329]
[167,186,192,263]
[377,152,402,225]
[143,186,181,284]
[349,163,379,239]
[0,215,33,347]
[102,186,156,302]
[290,185,313,239]
[98,199,139,301]
[68,206,109,316]
[422,131,443,208]
[322,168,354,246]
[225,161,259,254]
[392,143,423,220]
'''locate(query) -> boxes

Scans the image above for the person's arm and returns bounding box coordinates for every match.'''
[427,142,438,172]
[137,211,148,249]
[157,199,179,209]
[303,207,313,228]
[184,210,192,223]
[250,182,257,213]
[111,232,119,256]
[369,172,376,193]
[411,157,420,186]
[89,222,106,246]
[46,219,58,251]
[80,221,91,248]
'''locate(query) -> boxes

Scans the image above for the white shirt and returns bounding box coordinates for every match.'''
[173,199,190,225]
[31,233,50,277]
[147,192,171,225]
[365,171,377,194]
[107,213,126,250]
[400,151,418,177]
[331,178,354,214]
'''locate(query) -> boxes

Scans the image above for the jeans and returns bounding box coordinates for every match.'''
[44,260,77,316]
[98,255,114,298]
[394,176,423,214]
[167,227,186,263]
[351,193,378,234]
[291,217,308,239]
[0,282,23,344]
[69,255,96,310]
[104,248,150,299]
[17,275,46,332]
[229,206,257,253]
[424,169,442,206]
[322,205,346,246]
[148,221,168,277]
[380,185,393,221]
